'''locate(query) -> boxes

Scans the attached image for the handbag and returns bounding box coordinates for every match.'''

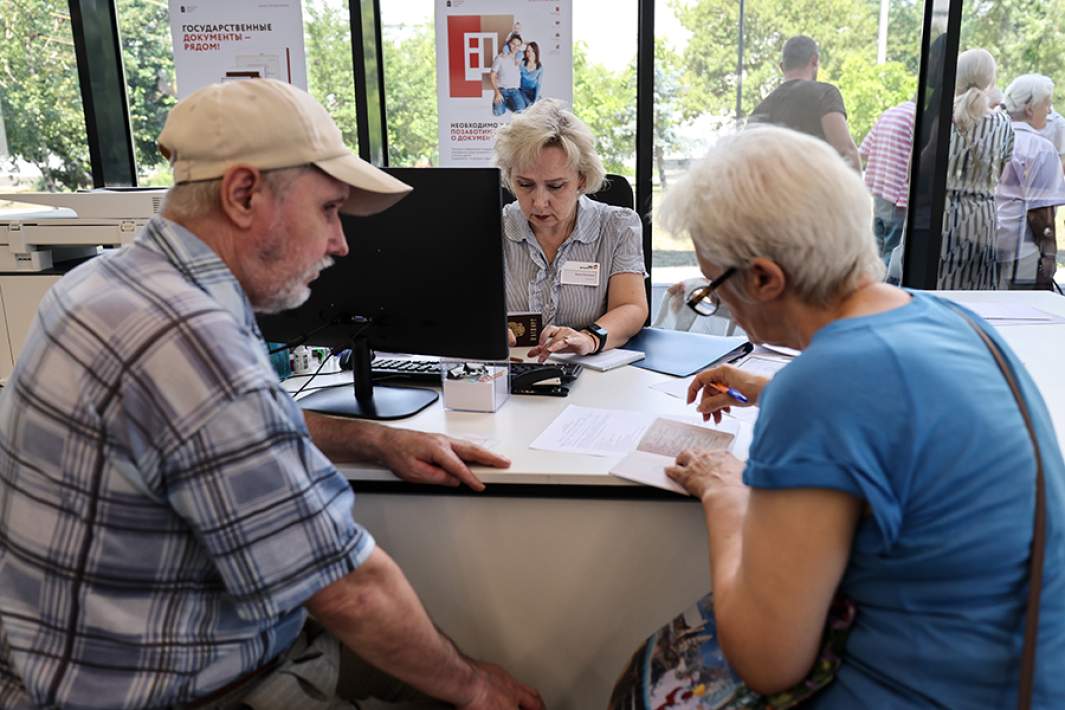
[609,304,1045,710]
[607,592,854,710]
[949,303,1045,710]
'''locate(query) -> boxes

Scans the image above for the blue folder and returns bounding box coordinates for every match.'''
[625,328,752,377]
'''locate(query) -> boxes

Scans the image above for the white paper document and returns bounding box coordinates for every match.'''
[738,354,790,378]
[650,376,695,400]
[529,405,657,456]
[551,348,645,371]
[952,301,1065,326]
[650,353,790,401]
[610,417,740,495]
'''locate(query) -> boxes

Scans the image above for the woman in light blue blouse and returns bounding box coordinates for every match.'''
[494,99,648,361]
[519,41,543,107]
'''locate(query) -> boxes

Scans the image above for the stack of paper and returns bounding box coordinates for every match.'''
[550,348,645,371]
[953,301,1065,326]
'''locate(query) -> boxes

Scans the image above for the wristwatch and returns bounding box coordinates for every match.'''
[582,322,608,354]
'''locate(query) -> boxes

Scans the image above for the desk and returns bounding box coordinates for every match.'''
[289,290,1065,709]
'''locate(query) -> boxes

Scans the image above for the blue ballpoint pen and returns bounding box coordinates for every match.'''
[708,382,749,404]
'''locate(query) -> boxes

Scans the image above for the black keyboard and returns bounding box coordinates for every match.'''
[369,357,583,389]
[369,358,440,383]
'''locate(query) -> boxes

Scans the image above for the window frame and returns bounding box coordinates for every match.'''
[73,0,968,289]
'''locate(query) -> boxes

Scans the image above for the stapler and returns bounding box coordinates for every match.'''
[510,365,569,397]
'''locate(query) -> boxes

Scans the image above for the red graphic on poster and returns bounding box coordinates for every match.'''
[447,16,482,97]
[447,14,513,98]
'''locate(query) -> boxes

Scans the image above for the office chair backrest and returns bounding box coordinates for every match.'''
[500,173,634,211]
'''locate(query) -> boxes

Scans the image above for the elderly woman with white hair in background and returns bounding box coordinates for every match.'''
[494,99,647,361]
[609,125,1065,709]
[939,48,1014,290]
[995,74,1065,289]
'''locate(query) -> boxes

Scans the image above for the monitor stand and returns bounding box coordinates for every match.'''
[296,332,438,421]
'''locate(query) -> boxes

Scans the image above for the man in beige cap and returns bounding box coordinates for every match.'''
[0,78,542,709]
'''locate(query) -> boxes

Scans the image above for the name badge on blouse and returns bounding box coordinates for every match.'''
[560,261,600,286]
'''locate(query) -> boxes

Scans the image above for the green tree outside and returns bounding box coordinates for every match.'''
[0,0,91,191]
[304,0,359,153]
[572,41,636,176]
[960,0,1065,88]
[3,1,1065,193]
[669,0,920,145]
[117,0,177,186]
[652,38,686,188]
[383,25,438,166]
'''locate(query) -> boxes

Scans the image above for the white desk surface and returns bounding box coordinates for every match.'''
[284,290,1065,488]
[317,289,1065,709]
[287,352,753,488]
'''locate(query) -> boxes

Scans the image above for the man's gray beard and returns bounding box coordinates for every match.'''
[254,283,311,315]
[253,256,334,314]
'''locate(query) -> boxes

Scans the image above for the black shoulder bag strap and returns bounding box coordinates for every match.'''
[947,303,1045,710]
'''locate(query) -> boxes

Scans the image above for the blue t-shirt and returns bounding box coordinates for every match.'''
[520,63,542,102]
[745,291,1065,708]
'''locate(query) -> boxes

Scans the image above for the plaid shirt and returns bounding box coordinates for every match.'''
[0,217,375,709]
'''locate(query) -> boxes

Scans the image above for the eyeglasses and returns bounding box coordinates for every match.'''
[685,267,736,317]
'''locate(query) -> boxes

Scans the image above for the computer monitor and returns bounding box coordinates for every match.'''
[258,167,508,420]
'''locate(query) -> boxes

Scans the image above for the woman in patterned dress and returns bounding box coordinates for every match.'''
[938,48,1015,290]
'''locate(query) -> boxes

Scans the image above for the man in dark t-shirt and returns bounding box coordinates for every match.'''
[749,36,861,171]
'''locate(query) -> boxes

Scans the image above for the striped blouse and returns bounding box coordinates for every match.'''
[503,195,646,329]
[938,110,1015,290]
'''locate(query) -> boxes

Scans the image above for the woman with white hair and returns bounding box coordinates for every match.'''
[939,48,1014,289]
[610,125,1065,708]
[995,73,1065,288]
[494,99,647,361]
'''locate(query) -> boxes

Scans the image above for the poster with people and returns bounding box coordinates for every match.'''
[168,0,307,99]
[434,0,573,166]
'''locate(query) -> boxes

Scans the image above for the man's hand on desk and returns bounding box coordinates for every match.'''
[375,428,510,491]
[303,412,509,491]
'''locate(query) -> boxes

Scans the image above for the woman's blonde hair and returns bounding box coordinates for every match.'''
[657,125,884,306]
[953,49,997,135]
[493,99,606,194]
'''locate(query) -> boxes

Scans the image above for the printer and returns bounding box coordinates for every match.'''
[0,189,166,379]
[0,188,165,271]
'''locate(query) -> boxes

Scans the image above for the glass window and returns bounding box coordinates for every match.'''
[0,1,91,199]
[116,0,357,186]
[116,0,177,187]
[303,0,359,156]
[380,1,437,166]
[956,1,1065,290]
[572,1,638,183]
[653,0,926,312]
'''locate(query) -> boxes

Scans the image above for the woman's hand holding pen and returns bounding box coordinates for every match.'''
[687,364,768,424]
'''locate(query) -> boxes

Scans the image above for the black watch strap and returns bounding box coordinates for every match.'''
[584,323,608,354]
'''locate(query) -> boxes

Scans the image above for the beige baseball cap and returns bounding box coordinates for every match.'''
[157,78,411,216]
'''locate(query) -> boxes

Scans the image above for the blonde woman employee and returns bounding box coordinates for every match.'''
[494,99,648,361]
